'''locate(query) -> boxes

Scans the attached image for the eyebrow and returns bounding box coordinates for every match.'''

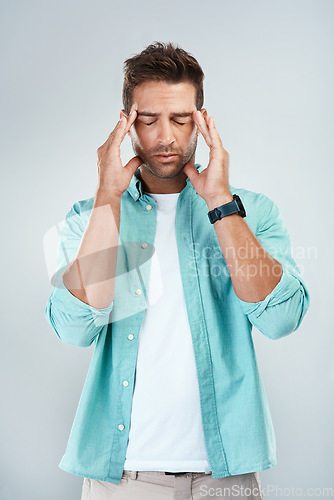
[136,112,194,118]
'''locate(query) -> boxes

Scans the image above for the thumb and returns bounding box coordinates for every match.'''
[182,162,199,184]
[124,155,143,176]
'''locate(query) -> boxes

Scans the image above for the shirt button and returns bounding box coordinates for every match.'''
[128,334,134,340]
[135,192,139,197]
[141,242,148,249]
[135,288,142,295]
[118,424,125,431]
[146,204,152,210]
[123,380,129,387]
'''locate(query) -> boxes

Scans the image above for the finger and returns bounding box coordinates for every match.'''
[108,104,137,152]
[193,111,213,148]
[182,162,199,183]
[99,118,123,149]
[124,155,143,177]
[107,114,128,142]
[207,116,224,150]
[123,103,138,135]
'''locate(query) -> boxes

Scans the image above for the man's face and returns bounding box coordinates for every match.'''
[124,80,203,180]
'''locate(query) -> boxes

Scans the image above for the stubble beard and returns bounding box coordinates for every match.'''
[131,134,198,180]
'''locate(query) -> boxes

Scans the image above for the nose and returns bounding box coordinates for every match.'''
[157,120,175,146]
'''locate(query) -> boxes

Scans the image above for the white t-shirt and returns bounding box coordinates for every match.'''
[124,191,211,473]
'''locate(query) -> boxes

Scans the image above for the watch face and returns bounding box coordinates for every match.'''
[233,194,247,218]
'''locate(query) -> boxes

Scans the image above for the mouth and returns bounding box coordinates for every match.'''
[154,154,178,162]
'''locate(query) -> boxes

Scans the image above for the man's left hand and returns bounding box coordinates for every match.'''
[183,110,233,209]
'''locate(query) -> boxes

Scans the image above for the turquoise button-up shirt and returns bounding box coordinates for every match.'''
[45,164,309,484]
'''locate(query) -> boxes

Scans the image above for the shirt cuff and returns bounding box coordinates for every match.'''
[236,266,302,318]
[50,276,114,325]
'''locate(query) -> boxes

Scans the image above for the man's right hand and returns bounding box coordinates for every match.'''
[96,102,143,198]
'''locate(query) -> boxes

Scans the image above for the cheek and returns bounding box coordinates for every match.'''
[132,125,152,148]
[184,122,197,137]
[183,126,197,147]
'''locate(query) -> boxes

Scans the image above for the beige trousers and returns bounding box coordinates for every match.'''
[81,470,263,499]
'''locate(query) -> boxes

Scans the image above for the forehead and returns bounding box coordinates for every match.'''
[132,80,197,112]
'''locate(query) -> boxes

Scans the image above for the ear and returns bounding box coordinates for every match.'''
[197,108,208,135]
[120,109,131,136]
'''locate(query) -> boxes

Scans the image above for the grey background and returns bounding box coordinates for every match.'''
[1,0,332,498]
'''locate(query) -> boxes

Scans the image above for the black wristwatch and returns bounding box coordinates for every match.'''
[208,194,246,224]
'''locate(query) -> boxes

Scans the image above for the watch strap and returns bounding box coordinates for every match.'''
[208,194,246,224]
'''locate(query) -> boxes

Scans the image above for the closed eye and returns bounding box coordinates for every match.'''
[144,120,187,126]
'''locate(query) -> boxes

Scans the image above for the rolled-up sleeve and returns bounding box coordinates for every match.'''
[44,202,113,347]
[237,193,310,340]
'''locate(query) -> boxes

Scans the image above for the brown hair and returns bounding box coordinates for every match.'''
[122,41,205,115]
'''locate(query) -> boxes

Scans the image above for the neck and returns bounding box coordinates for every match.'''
[139,170,187,194]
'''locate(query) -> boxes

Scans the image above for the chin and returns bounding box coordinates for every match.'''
[145,159,185,179]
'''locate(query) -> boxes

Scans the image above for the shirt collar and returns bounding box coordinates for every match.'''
[127,163,204,201]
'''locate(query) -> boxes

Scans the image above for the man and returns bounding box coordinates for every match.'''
[45,42,309,499]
